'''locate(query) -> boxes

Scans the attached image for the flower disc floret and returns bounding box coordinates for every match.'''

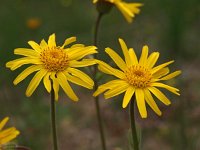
[124,65,152,88]
[40,46,69,72]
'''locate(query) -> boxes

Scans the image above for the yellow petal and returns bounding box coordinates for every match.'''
[69,59,96,68]
[144,89,162,116]
[62,37,76,48]
[48,33,56,47]
[57,72,78,101]
[122,86,135,108]
[26,69,47,97]
[152,67,169,79]
[148,87,171,105]
[28,41,41,52]
[40,39,48,49]
[104,83,129,99]
[14,48,39,57]
[152,60,174,74]
[43,72,52,93]
[129,48,138,65]
[139,45,148,66]
[151,82,180,95]
[105,47,126,71]
[146,52,159,69]
[65,72,93,89]
[119,38,131,66]
[67,68,94,86]
[14,65,43,85]
[0,117,9,130]
[97,60,125,79]
[135,88,147,118]
[160,70,181,80]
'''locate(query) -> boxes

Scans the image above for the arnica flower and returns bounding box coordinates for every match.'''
[94,39,181,118]
[0,117,20,145]
[93,0,143,23]
[6,34,97,101]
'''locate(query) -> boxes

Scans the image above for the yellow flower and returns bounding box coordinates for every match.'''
[94,39,181,118]
[93,0,143,23]
[6,34,97,101]
[0,117,20,145]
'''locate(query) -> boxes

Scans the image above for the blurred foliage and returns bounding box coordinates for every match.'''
[0,0,200,149]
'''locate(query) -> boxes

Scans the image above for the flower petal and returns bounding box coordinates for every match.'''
[129,48,138,65]
[67,68,94,87]
[40,39,48,49]
[105,47,126,71]
[122,86,135,108]
[144,89,162,116]
[69,59,97,68]
[119,38,132,66]
[135,88,147,118]
[139,45,148,66]
[14,48,39,57]
[97,60,125,79]
[50,73,59,101]
[62,37,76,48]
[14,65,43,85]
[28,41,41,52]
[152,60,174,74]
[146,52,159,69]
[48,33,56,47]
[57,72,78,101]
[0,117,9,130]
[160,70,181,80]
[148,87,171,105]
[43,72,52,93]
[26,69,47,97]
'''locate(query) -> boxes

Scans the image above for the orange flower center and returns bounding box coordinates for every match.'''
[124,65,152,88]
[40,46,69,72]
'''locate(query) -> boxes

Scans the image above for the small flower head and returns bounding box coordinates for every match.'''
[6,34,97,101]
[93,0,143,23]
[94,38,181,118]
[0,117,20,145]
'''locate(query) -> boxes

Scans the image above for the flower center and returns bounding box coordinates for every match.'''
[40,46,69,72]
[124,65,152,88]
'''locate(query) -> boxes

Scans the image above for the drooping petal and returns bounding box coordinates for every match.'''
[119,39,131,66]
[139,45,148,66]
[129,48,138,65]
[97,60,125,79]
[14,48,39,57]
[48,33,56,47]
[144,89,162,116]
[122,86,135,108]
[148,87,171,105]
[151,82,180,95]
[93,79,126,96]
[57,72,78,101]
[104,82,129,99]
[135,88,147,118]
[64,72,93,89]
[14,65,43,85]
[43,72,52,93]
[67,68,94,87]
[62,37,76,48]
[50,73,59,101]
[26,69,47,97]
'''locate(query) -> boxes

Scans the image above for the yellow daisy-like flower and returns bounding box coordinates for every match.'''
[6,34,97,101]
[93,0,143,23]
[0,117,20,145]
[94,39,181,118]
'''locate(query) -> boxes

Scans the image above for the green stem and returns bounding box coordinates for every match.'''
[51,87,59,150]
[129,98,139,150]
[93,12,107,150]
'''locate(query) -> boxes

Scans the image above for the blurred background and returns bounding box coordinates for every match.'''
[0,0,200,149]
